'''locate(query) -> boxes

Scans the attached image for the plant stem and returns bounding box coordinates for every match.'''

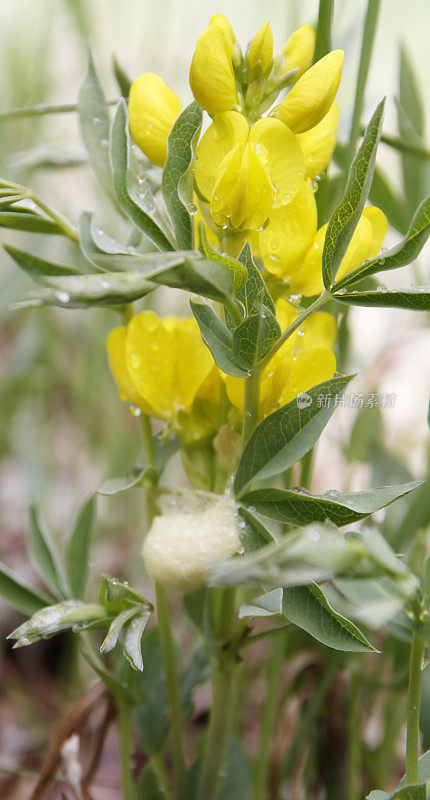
[346,0,381,166]
[33,194,79,242]
[260,290,331,369]
[313,0,333,63]
[406,631,425,784]
[0,99,117,121]
[152,754,174,800]
[118,703,135,800]
[196,588,237,800]
[242,368,261,446]
[141,415,187,800]
[252,633,286,800]
[346,670,361,800]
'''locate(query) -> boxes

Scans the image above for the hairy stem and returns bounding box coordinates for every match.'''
[406,631,425,784]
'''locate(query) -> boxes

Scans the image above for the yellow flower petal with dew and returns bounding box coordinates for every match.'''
[194,201,220,248]
[194,111,249,202]
[297,311,338,353]
[334,215,374,282]
[247,21,274,76]
[209,13,236,44]
[258,181,317,278]
[279,348,337,405]
[189,24,238,116]
[128,73,181,167]
[211,142,274,230]
[297,101,340,179]
[125,312,214,423]
[106,327,154,415]
[363,206,389,257]
[281,24,316,78]
[249,117,306,207]
[276,50,344,134]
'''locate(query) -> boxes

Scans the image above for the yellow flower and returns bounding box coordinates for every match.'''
[247,21,274,77]
[297,101,340,179]
[189,22,238,116]
[288,206,389,296]
[195,111,305,231]
[106,312,216,423]
[226,298,337,417]
[276,50,344,133]
[209,13,236,44]
[128,73,182,167]
[281,24,316,78]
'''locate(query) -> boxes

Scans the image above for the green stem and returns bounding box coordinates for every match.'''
[118,703,135,800]
[0,98,117,121]
[377,131,430,160]
[406,631,425,784]
[252,634,286,800]
[196,588,237,800]
[260,290,331,369]
[346,670,361,800]
[346,0,381,165]
[313,0,333,63]
[34,194,79,242]
[141,415,187,800]
[151,754,174,800]
[242,368,261,446]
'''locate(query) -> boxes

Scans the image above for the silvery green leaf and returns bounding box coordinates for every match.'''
[78,48,114,199]
[8,600,107,646]
[100,606,140,653]
[124,608,152,671]
[11,271,157,309]
[0,562,51,616]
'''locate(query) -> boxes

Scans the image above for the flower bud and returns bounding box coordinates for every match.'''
[189,24,239,116]
[276,50,344,134]
[281,24,315,78]
[247,21,273,78]
[128,73,181,166]
[142,496,241,592]
[209,13,236,44]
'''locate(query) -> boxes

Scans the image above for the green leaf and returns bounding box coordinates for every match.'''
[113,53,132,98]
[66,496,96,599]
[333,196,430,290]
[322,99,385,288]
[81,649,134,705]
[238,506,275,553]
[151,255,234,304]
[212,523,359,588]
[198,222,247,292]
[78,49,114,198]
[98,465,149,495]
[241,481,422,527]
[4,244,81,282]
[162,101,202,249]
[234,375,353,496]
[28,508,67,599]
[9,600,108,646]
[390,788,427,800]
[366,791,391,799]
[124,609,152,671]
[79,210,137,271]
[100,575,149,608]
[136,764,165,800]
[182,587,208,631]
[100,607,140,653]
[133,628,170,753]
[0,211,63,234]
[11,271,157,310]
[333,287,430,311]
[110,99,174,251]
[191,301,247,377]
[243,584,376,652]
[0,562,51,616]
[398,46,429,218]
[237,243,275,317]
[232,304,281,370]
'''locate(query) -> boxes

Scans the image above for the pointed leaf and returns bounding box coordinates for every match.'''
[9,600,107,645]
[333,287,430,311]
[241,481,422,527]
[78,49,114,198]
[323,99,385,288]
[0,211,63,234]
[28,508,67,599]
[0,562,51,616]
[110,99,174,250]
[333,196,430,290]
[4,244,81,282]
[66,496,96,599]
[234,375,353,496]
[113,54,132,98]
[198,222,247,291]
[237,243,275,316]
[232,304,281,370]
[11,270,157,310]
[162,101,202,249]
[100,607,140,654]
[124,608,152,670]
[191,301,247,377]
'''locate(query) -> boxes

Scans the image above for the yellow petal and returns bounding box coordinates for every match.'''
[335,215,374,282]
[195,111,249,201]
[279,348,336,404]
[290,222,327,295]
[276,50,344,134]
[209,14,236,44]
[363,206,388,257]
[249,117,306,207]
[211,142,274,230]
[106,326,153,414]
[275,297,299,330]
[259,181,317,278]
[297,101,340,179]
[128,73,181,167]
[281,24,316,78]
[247,21,274,76]
[296,311,338,353]
[125,313,214,422]
[189,25,238,116]
[194,200,220,247]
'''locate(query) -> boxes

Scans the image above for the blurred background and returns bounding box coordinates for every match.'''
[0,1,429,797]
